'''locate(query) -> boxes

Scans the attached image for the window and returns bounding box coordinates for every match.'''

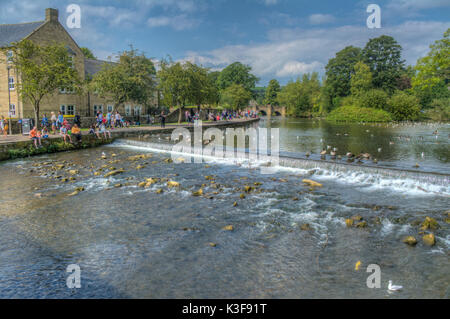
[94,105,103,114]
[125,105,131,116]
[68,55,74,68]
[134,106,142,116]
[60,105,66,115]
[8,77,14,90]
[6,51,13,63]
[9,104,16,117]
[59,86,74,94]
[107,105,113,113]
[67,105,75,115]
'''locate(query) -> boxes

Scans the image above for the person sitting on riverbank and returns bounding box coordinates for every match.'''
[29,126,42,148]
[88,124,100,138]
[41,126,49,139]
[99,122,111,139]
[71,124,82,143]
[60,124,72,143]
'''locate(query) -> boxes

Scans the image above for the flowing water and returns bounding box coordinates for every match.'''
[0,118,448,298]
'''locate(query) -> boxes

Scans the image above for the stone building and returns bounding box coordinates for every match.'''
[0,8,157,127]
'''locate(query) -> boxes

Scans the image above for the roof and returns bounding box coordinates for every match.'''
[0,21,45,47]
[84,58,115,76]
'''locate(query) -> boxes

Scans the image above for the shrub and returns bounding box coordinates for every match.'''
[425,98,450,121]
[355,89,389,110]
[327,105,392,122]
[387,91,421,121]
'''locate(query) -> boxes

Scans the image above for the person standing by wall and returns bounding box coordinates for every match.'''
[50,112,57,134]
[159,111,166,128]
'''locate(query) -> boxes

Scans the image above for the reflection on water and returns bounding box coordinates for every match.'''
[263,118,449,174]
[0,118,448,298]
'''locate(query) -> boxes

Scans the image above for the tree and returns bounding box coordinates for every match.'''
[220,84,252,110]
[217,62,259,91]
[157,59,191,123]
[91,48,156,114]
[81,47,95,59]
[264,79,281,106]
[324,46,362,104]
[362,35,405,93]
[5,40,81,127]
[387,91,420,121]
[206,71,221,107]
[185,62,211,111]
[277,74,321,117]
[350,62,372,96]
[412,28,450,106]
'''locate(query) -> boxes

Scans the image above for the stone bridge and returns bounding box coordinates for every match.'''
[245,104,286,117]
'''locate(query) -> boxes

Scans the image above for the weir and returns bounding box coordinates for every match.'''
[113,138,450,196]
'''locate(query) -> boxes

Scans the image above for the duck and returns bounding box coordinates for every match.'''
[388,280,403,292]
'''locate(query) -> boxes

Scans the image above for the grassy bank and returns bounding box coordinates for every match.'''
[326,105,393,123]
[1,136,112,162]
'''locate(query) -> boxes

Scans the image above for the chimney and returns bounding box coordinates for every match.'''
[45,8,59,22]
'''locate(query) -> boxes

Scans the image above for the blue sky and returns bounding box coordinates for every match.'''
[1,0,449,85]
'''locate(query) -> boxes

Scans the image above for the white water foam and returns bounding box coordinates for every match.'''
[112,140,450,197]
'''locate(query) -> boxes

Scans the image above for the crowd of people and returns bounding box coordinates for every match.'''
[5,108,258,148]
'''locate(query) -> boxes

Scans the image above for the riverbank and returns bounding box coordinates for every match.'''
[0,118,259,162]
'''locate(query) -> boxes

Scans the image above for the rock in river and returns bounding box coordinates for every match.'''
[402,236,417,246]
[422,233,436,246]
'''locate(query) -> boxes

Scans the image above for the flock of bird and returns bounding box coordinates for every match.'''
[296,127,447,167]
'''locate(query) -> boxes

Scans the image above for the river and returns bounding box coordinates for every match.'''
[0,118,448,298]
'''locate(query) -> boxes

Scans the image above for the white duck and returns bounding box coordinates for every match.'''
[388,280,403,292]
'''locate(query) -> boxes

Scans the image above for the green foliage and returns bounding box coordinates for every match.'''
[5,40,81,127]
[92,48,156,111]
[350,62,373,96]
[324,46,362,106]
[355,89,389,110]
[387,91,421,121]
[252,87,266,105]
[81,47,95,59]
[362,35,405,93]
[220,84,252,110]
[327,105,392,122]
[217,62,259,92]
[424,98,450,121]
[264,79,281,105]
[412,28,450,106]
[277,73,321,117]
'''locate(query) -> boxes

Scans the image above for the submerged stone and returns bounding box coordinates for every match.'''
[345,219,354,227]
[192,189,203,196]
[302,179,322,188]
[104,169,125,178]
[300,224,311,231]
[420,217,439,231]
[402,236,417,246]
[422,233,436,246]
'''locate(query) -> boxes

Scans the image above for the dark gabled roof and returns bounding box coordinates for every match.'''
[0,21,45,47]
[84,58,116,76]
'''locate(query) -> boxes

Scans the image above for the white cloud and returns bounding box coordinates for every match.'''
[276,61,323,77]
[183,20,450,83]
[387,0,450,10]
[308,14,335,25]
[147,15,199,30]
